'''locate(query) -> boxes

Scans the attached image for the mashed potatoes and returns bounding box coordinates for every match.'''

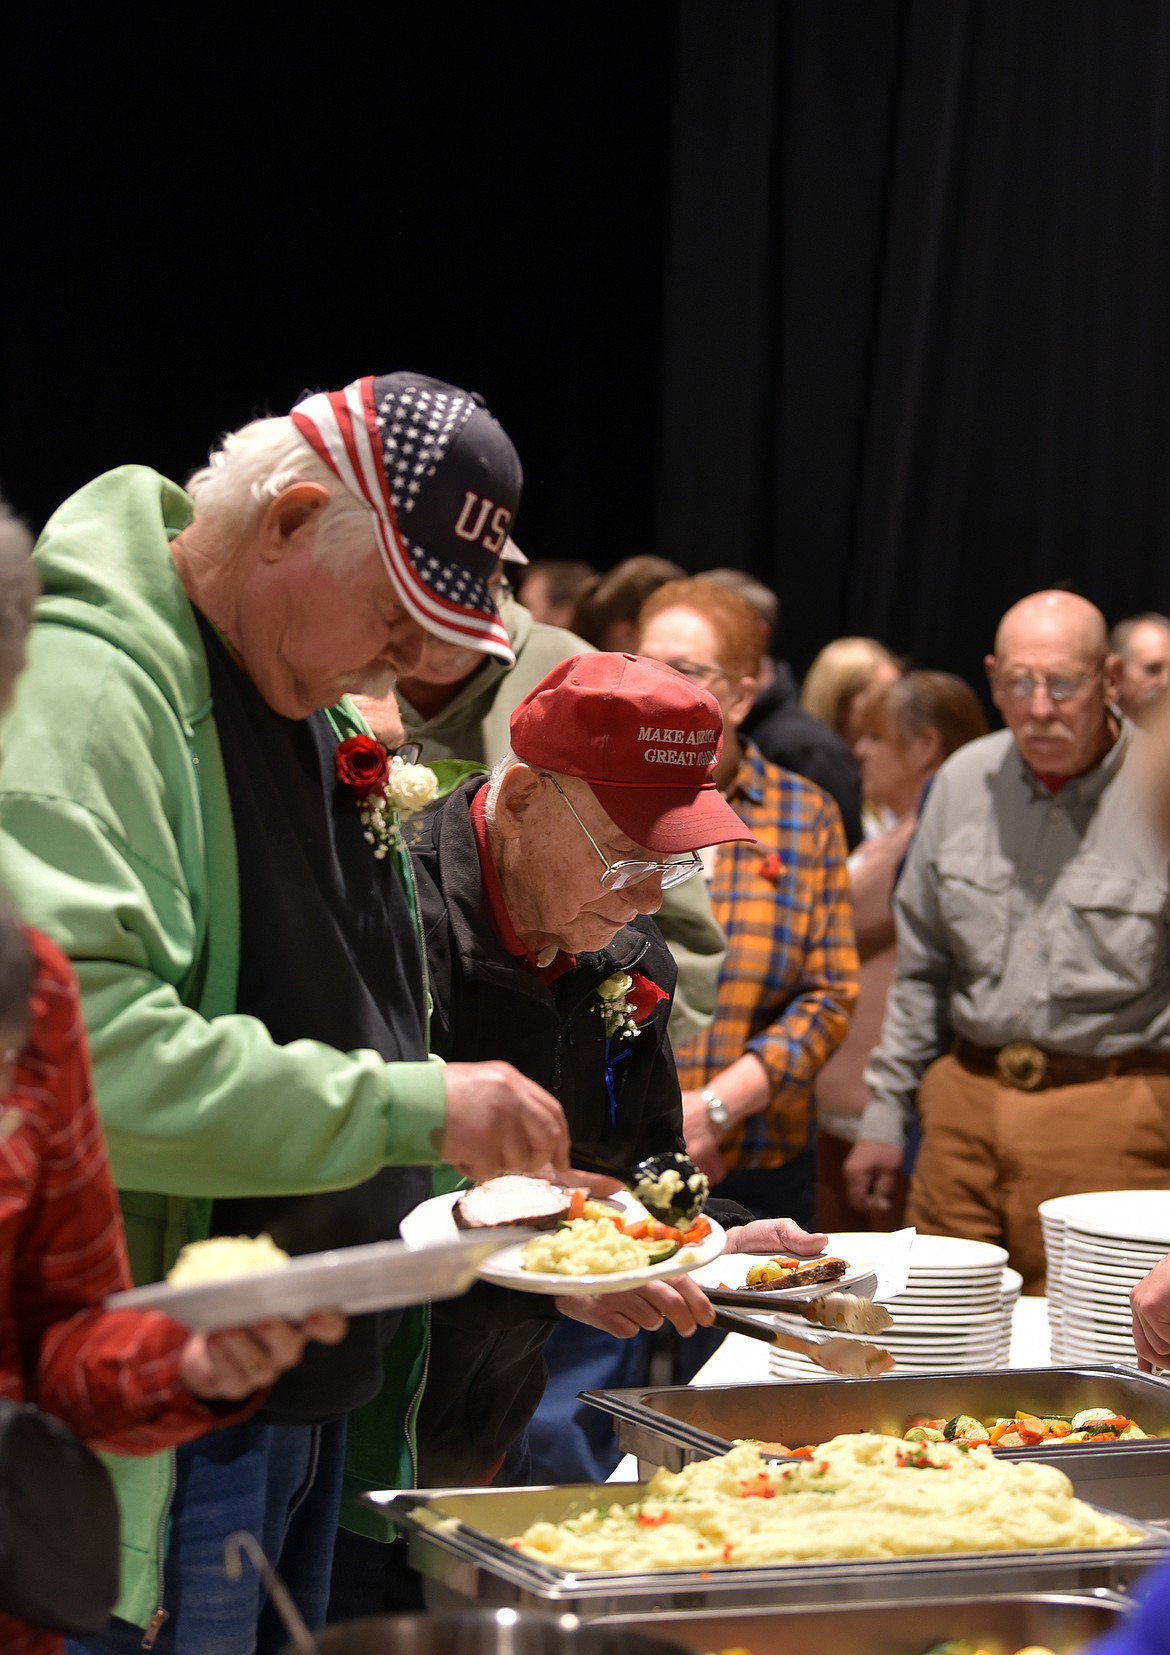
[509,1436,1140,1571]
[521,1218,651,1276]
[167,1233,290,1286]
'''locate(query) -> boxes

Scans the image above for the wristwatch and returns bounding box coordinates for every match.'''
[701,1086,730,1128]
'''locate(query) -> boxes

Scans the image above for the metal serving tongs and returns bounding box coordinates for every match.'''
[711,1305,895,1378]
[760,1288,893,1338]
[225,1532,318,1653]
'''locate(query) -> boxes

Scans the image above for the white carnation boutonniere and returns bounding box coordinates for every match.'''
[597,969,671,1040]
[335,736,439,860]
[597,968,671,1123]
[597,972,639,1040]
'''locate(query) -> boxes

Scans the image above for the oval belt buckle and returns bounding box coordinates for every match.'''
[995,1040,1049,1091]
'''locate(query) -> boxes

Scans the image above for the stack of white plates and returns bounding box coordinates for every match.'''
[1040,1190,1170,1366]
[999,1266,1023,1361]
[767,1234,1014,1382]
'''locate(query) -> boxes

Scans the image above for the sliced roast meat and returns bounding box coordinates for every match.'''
[453,1175,572,1231]
[744,1257,850,1291]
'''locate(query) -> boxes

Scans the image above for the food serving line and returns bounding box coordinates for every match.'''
[120,1181,1170,1652]
[366,1220,1170,1654]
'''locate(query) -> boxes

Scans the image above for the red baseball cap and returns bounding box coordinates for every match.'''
[509,653,757,852]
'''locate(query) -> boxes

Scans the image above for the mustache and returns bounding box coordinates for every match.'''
[1021,721,1073,742]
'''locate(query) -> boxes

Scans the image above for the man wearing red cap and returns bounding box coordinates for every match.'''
[0,374,571,1651]
[331,653,833,1611]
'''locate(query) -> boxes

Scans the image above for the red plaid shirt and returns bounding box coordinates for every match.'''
[1,931,245,1655]
[673,745,858,1171]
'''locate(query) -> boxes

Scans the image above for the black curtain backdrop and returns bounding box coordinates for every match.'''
[7,4,1170,690]
[0,6,674,565]
[657,0,1170,686]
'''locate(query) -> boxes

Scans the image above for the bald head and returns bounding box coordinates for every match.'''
[994,591,1109,664]
[987,591,1119,779]
[1112,613,1170,726]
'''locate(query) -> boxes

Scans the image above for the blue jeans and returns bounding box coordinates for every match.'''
[68,1418,347,1655]
[673,1142,818,1383]
[513,1319,655,1485]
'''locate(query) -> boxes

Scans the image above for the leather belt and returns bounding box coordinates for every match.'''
[953,1037,1170,1093]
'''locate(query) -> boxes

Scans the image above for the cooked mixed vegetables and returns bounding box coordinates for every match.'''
[744,1405,1150,1460]
[520,1193,712,1274]
[903,1407,1149,1447]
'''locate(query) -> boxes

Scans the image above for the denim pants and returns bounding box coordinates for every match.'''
[511,1319,655,1485]
[68,1417,347,1655]
[673,1142,818,1383]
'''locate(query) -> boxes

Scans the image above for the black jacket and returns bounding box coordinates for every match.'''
[410,779,685,1483]
[742,661,864,848]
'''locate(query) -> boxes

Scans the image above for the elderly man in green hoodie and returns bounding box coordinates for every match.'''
[0,373,571,1654]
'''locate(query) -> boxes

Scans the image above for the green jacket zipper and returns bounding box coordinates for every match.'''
[139,1449,177,1647]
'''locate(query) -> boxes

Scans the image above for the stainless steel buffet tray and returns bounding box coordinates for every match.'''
[597,1590,1129,1653]
[369,1480,1167,1618]
[583,1366,1170,1520]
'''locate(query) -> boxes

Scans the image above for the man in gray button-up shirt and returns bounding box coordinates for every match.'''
[845,591,1170,1288]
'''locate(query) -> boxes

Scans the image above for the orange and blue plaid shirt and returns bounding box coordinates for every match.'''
[673,742,858,1171]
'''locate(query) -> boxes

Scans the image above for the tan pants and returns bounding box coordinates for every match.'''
[907,1054,1170,1293]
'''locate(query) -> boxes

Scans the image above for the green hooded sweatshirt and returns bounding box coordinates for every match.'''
[0,467,445,1628]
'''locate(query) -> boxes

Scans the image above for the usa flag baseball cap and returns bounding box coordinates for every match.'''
[291,372,521,665]
[510,653,757,852]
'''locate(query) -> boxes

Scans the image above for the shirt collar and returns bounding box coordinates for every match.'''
[468,783,576,982]
[1016,712,1130,807]
[721,739,766,809]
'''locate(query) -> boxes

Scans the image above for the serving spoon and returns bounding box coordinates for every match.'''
[567,1148,709,1228]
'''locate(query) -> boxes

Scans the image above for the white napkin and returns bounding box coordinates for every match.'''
[865,1227,916,1302]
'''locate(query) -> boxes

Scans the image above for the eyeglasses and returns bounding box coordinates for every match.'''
[391,742,422,764]
[997,669,1101,705]
[542,775,702,891]
[656,657,728,688]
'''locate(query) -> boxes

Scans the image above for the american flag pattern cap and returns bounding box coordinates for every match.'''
[290,372,520,665]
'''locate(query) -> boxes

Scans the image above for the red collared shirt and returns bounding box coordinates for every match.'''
[468,783,576,985]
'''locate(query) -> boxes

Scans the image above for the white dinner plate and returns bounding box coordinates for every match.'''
[104,1230,523,1333]
[893,1284,1005,1303]
[1041,1189,1170,1243]
[904,1234,1010,1272]
[881,1305,1005,1329]
[1063,1256,1150,1278]
[688,1247,876,1307]
[399,1189,725,1297]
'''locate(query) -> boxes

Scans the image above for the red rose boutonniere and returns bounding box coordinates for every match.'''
[598,970,668,1126]
[335,735,390,795]
[759,852,783,886]
[627,972,670,1026]
[335,736,438,860]
[597,970,669,1040]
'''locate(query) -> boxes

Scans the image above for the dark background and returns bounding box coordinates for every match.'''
[5,0,1170,692]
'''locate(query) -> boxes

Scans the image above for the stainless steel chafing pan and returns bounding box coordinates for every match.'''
[597,1590,1129,1654]
[369,1481,1167,1618]
[582,1366,1170,1519]
[285,1610,695,1655]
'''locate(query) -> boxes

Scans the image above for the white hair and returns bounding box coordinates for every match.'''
[185,414,379,576]
[483,751,525,828]
[0,501,37,710]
